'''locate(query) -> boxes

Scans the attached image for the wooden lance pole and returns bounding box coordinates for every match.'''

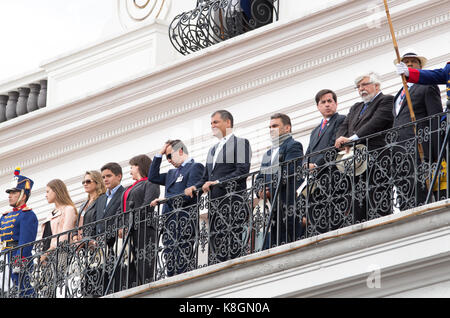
[383,0,425,162]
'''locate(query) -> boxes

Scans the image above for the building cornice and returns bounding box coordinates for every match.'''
[0,0,447,179]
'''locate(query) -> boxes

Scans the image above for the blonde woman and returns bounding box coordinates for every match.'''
[74,170,106,241]
[41,179,78,259]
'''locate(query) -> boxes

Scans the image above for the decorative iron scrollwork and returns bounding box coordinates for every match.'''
[169,0,279,55]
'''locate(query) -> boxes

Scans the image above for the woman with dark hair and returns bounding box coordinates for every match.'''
[117,154,160,288]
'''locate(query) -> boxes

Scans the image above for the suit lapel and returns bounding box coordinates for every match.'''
[211,135,234,172]
[105,186,122,214]
[208,144,217,175]
[311,114,336,149]
[354,93,383,127]
[398,84,416,116]
[168,161,192,187]
[166,169,178,188]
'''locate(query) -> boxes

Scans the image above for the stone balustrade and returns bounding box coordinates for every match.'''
[0,79,47,123]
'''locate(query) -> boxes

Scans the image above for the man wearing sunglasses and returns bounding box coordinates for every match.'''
[148,139,204,277]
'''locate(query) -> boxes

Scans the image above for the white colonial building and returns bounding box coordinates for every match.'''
[0,0,449,298]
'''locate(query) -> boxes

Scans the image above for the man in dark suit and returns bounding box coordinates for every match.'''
[148,139,205,277]
[335,72,394,222]
[95,162,125,294]
[392,52,443,210]
[303,90,346,235]
[185,110,252,264]
[305,89,346,168]
[96,162,125,239]
[256,113,304,249]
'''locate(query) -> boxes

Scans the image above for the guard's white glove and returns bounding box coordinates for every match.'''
[396,62,409,77]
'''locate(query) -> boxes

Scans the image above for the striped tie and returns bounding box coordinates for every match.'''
[319,119,327,136]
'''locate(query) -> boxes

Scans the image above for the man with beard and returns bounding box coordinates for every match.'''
[256,113,304,249]
[335,72,394,223]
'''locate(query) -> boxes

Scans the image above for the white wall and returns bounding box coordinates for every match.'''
[0,0,448,236]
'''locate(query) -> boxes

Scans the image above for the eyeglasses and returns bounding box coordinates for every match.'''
[82,179,95,185]
[355,82,373,90]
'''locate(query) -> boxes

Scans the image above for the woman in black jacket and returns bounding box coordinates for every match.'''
[118,154,160,288]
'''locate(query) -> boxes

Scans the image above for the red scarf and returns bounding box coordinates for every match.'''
[122,178,148,212]
[13,204,27,212]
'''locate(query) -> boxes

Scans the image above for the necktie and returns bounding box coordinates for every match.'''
[395,89,406,115]
[399,89,406,104]
[319,119,327,136]
[174,167,182,181]
[359,103,369,117]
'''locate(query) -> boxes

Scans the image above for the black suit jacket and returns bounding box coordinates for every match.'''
[77,198,98,228]
[393,83,443,162]
[120,180,160,213]
[305,112,346,166]
[337,92,394,150]
[195,134,252,199]
[95,185,125,236]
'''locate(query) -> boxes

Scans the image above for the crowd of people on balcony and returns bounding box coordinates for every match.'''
[0,52,448,297]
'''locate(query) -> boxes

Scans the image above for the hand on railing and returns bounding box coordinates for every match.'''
[150,198,162,207]
[184,185,197,198]
[202,180,219,193]
[335,136,352,153]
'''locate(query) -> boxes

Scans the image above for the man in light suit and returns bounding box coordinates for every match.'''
[95,162,125,294]
[335,72,394,222]
[303,89,346,235]
[185,110,252,264]
[148,139,205,277]
[256,113,304,249]
[392,52,443,210]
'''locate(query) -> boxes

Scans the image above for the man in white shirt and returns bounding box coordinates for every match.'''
[185,110,252,264]
[391,52,443,210]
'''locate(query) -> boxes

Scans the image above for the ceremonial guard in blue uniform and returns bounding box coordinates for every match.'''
[397,61,450,107]
[0,168,38,297]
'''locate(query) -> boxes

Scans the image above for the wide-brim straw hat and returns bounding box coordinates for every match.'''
[336,144,368,176]
[393,51,428,68]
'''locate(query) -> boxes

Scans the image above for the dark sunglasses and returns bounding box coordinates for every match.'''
[166,152,173,160]
[82,179,95,185]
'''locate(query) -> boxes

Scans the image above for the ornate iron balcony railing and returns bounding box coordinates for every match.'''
[1,110,448,297]
[169,0,279,55]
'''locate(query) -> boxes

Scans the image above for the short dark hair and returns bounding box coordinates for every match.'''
[101,162,123,176]
[166,139,189,155]
[315,89,337,105]
[212,110,234,128]
[270,113,292,129]
[129,154,152,178]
